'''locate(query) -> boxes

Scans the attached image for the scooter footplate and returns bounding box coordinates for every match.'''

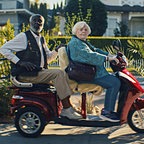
[54,117,120,127]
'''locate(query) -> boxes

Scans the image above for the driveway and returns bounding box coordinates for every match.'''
[0,92,144,144]
[0,76,143,144]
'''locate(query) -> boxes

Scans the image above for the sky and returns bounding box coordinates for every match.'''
[47,0,65,9]
[30,0,65,9]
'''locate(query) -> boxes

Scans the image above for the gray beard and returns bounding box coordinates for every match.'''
[30,26,43,33]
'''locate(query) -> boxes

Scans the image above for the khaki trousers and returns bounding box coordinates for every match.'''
[18,69,73,100]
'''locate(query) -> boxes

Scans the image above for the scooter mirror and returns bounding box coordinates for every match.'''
[112,39,122,51]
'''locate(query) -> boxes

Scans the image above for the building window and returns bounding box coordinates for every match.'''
[17,1,23,9]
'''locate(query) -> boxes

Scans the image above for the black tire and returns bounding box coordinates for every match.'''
[15,107,46,137]
[128,108,144,133]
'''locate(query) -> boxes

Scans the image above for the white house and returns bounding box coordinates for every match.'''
[101,0,144,36]
[0,0,33,34]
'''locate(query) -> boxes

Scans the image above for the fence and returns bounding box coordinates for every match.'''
[49,58,144,69]
[132,59,144,69]
[0,58,144,79]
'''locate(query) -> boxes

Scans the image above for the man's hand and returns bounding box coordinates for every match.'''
[16,61,37,71]
[55,43,66,52]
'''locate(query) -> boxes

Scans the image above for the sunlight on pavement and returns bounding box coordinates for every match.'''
[108,124,135,139]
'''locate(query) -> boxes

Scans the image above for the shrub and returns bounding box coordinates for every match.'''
[0,80,13,116]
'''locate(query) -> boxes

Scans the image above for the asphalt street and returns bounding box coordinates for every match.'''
[0,92,144,144]
[0,122,144,144]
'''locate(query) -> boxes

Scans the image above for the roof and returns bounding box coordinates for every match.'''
[0,9,33,15]
[105,4,144,12]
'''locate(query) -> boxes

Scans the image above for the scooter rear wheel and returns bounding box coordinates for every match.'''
[15,107,46,137]
[128,108,144,133]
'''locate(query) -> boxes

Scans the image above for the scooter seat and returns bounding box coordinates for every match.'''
[10,75,54,91]
[58,47,103,95]
[17,84,53,92]
[10,75,33,88]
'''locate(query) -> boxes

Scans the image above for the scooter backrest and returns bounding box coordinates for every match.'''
[58,46,103,94]
[58,46,69,70]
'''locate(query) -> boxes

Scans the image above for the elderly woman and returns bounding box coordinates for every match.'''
[67,21,121,122]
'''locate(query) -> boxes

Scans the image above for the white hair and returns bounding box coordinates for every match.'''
[29,14,44,23]
[72,21,91,35]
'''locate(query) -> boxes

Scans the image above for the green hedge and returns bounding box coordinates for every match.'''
[48,36,144,51]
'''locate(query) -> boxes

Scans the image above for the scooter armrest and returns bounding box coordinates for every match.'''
[10,75,33,87]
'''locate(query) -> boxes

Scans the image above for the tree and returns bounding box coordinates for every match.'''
[119,22,130,37]
[0,19,14,44]
[114,28,121,37]
[114,22,130,37]
[48,14,56,35]
[64,0,107,36]
[30,2,49,31]
[39,3,49,30]
[50,16,61,36]
[30,3,39,13]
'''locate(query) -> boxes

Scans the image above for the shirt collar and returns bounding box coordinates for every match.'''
[30,30,41,38]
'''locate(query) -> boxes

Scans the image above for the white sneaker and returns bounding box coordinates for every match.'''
[60,107,82,120]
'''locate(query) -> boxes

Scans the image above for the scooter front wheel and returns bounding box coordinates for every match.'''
[128,108,144,133]
[15,107,46,137]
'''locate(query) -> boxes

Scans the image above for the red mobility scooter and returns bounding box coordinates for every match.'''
[9,40,144,137]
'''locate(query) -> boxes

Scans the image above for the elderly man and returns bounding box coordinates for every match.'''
[0,14,82,120]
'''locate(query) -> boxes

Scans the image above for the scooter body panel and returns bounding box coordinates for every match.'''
[120,91,143,124]
[131,97,144,110]
[116,68,144,124]
[120,68,144,92]
[10,89,62,122]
